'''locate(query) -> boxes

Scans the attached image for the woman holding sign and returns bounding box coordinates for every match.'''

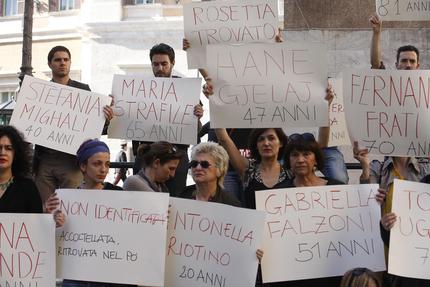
[0,126,43,213]
[56,139,136,287]
[184,141,264,261]
[268,133,343,287]
[123,141,183,193]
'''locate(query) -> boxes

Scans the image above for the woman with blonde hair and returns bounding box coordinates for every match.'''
[340,268,380,287]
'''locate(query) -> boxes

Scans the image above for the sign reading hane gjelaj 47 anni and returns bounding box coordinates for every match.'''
[206,42,329,128]
[10,76,111,154]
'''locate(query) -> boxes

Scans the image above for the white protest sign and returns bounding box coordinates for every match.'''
[184,0,279,69]
[255,185,386,283]
[56,189,169,286]
[10,76,111,154]
[108,75,201,145]
[207,42,329,128]
[389,179,430,279]
[328,78,351,147]
[0,213,55,287]
[165,197,265,287]
[343,69,430,156]
[376,0,430,21]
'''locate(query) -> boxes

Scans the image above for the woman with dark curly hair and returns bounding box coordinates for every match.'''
[0,125,43,213]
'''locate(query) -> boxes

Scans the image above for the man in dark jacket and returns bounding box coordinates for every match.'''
[34,46,114,205]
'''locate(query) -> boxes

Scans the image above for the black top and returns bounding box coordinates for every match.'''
[103,182,123,191]
[0,177,43,213]
[181,187,241,207]
[243,161,291,209]
[284,177,345,187]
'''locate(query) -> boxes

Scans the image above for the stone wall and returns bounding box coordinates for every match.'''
[281,0,430,75]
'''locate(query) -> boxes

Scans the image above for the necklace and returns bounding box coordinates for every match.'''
[0,176,13,191]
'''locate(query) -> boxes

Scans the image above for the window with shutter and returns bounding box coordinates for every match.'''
[49,0,58,12]
[49,0,80,11]
[3,0,18,16]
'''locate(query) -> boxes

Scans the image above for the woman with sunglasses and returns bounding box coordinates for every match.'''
[185,141,241,206]
[123,141,183,194]
[184,142,264,261]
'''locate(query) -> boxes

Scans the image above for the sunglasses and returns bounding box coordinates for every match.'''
[189,160,212,169]
[289,133,316,142]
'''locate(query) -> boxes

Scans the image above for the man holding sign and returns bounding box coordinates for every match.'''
[33,46,114,205]
[352,14,430,287]
[131,43,204,197]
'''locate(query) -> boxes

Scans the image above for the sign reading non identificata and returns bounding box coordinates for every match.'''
[343,69,430,156]
[10,76,111,154]
[108,75,201,145]
[376,0,430,21]
[184,0,279,69]
[165,198,265,287]
[389,179,430,280]
[206,42,329,128]
[0,213,56,287]
[56,189,169,286]
[255,185,386,283]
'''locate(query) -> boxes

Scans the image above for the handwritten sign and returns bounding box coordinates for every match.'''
[165,198,265,287]
[206,42,329,128]
[108,75,201,145]
[389,179,430,279]
[343,69,430,156]
[376,0,430,21]
[10,76,111,155]
[0,213,55,287]
[255,185,385,283]
[328,78,351,147]
[184,0,278,69]
[56,189,169,286]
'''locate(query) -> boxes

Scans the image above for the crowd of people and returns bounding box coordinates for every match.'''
[1,12,429,287]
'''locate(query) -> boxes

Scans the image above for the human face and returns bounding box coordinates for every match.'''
[190,153,218,185]
[151,54,174,77]
[80,152,110,184]
[48,51,71,78]
[0,136,14,172]
[396,51,420,70]
[256,129,282,160]
[153,159,180,183]
[289,150,317,177]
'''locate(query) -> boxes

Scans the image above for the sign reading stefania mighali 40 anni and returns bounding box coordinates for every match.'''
[10,76,111,154]
[343,69,430,157]
[206,42,329,128]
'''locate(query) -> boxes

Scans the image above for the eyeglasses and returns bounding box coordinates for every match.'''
[0,145,14,152]
[289,133,316,142]
[189,160,212,169]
